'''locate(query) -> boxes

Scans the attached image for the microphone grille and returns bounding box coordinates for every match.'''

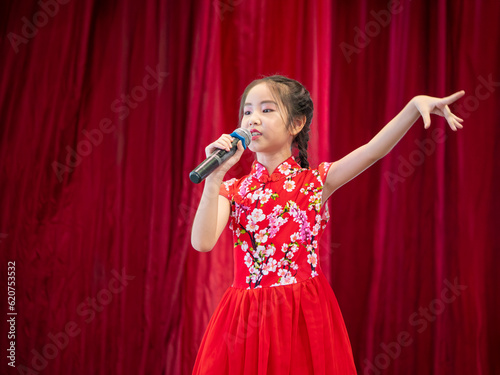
[233,128,251,147]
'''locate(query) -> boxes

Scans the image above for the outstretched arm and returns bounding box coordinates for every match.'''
[322,91,465,202]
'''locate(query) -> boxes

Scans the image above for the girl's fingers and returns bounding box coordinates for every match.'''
[449,117,463,131]
[422,111,431,129]
[445,106,464,122]
[218,134,235,151]
[443,90,466,104]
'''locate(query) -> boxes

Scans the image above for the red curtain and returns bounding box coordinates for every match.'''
[1,0,499,374]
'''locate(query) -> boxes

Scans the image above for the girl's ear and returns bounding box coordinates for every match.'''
[290,116,306,136]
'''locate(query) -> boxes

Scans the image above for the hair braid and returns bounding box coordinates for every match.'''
[294,129,310,169]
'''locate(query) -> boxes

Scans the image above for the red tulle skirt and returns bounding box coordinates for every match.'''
[192,273,356,375]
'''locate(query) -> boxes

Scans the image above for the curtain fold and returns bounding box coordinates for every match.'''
[0,0,498,374]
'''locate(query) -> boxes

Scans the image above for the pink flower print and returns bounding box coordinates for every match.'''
[290,232,299,243]
[289,208,312,242]
[290,261,298,270]
[281,243,289,253]
[312,240,318,249]
[265,244,276,257]
[254,163,265,180]
[254,245,266,262]
[309,193,321,211]
[249,208,265,223]
[259,188,273,204]
[245,222,259,232]
[267,220,279,238]
[244,253,253,268]
[277,268,288,277]
[278,162,291,176]
[262,258,277,275]
[314,201,321,211]
[283,179,296,192]
[290,244,299,253]
[307,253,318,267]
[250,190,260,204]
[241,241,249,252]
[311,270,319,277]
[233,202,248,224]
[312,223,321,236]
[286,251,294,260]
[272,205,283,215]
[288,203,310,239]
[268,214,288,239]
[322,208,330,222]
[223,178,237,192]
[238,176,252,197]
[255,230,268,244]
[281,275,297,285]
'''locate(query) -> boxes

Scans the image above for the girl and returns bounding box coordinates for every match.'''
[191,75,464,374]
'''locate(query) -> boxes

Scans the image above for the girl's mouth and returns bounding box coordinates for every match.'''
[250,129,262,140]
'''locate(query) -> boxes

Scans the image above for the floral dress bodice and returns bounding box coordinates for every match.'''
[219,156,332,289]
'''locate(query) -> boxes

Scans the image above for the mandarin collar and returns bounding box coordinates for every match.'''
[250,156,302,183]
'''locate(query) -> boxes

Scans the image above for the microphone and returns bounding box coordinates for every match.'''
[189,128,251,184]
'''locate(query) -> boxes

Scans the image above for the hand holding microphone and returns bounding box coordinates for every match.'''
[189,128,251,183]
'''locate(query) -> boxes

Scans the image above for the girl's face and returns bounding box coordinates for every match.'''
[241,83,294,156]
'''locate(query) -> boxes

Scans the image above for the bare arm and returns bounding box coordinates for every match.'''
[191,175,231,252]
[191,135,244,252]
[322,91,465,201]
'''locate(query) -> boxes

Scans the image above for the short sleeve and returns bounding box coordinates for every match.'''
[317,162,333,185]
[219,178,238,201]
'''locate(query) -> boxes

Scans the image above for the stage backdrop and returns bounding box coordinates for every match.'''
[0,0,499,374]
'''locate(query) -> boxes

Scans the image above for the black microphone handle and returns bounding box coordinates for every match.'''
[189,137,240,183]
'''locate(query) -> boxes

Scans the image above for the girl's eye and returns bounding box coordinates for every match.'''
[244,110,251,116]
[263,108,274,113]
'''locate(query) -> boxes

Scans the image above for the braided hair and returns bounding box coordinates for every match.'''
[239,75,314,169]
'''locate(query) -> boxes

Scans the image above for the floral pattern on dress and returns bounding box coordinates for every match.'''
[219,156,333,289]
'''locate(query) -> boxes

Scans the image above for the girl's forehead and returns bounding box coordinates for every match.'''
[246,83,275,102]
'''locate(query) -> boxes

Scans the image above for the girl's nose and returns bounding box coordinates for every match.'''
[248,113,261,126]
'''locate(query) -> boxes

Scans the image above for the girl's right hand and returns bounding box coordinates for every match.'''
[205,134,245,175]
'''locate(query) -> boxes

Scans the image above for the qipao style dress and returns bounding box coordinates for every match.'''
[192,156,356,375]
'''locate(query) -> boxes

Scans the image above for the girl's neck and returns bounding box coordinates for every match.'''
[255,150,292,175]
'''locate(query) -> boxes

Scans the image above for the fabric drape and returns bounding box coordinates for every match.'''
[0,0,498,374]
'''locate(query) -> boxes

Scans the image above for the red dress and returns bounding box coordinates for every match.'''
[192,156,356,375]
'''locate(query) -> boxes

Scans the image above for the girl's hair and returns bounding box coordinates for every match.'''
[239,75,313,169]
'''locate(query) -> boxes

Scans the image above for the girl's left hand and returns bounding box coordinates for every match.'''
[413,91,465,131]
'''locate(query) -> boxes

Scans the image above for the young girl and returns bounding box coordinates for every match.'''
[191,75,464,374]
